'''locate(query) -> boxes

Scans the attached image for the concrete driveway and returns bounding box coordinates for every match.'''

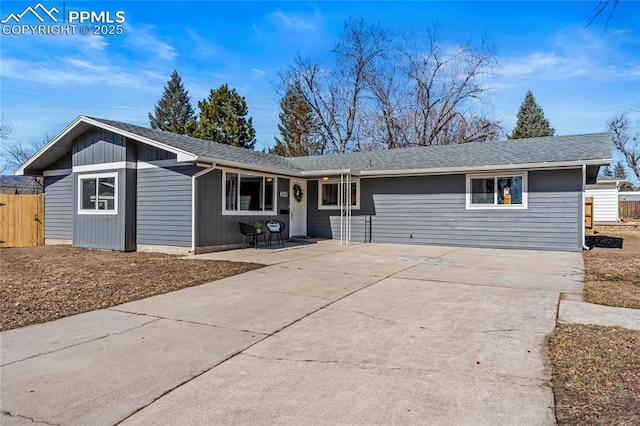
[0,242,583,425]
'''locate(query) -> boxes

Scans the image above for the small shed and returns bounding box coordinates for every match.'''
[585,176,627,222]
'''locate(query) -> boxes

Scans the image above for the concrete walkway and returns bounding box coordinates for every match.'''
[558,297,640,331]
[2,242,586,425]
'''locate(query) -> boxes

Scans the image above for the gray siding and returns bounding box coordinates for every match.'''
[195,170,290,247]
[137,166,195,247]
[71,129,136,251]
[136,142,176,162]
[124,168,137,251]
[73,169,129,250]
[308,169,583,251]
[43,174,73,239]
[73,129,126,166]
[48,153,72,170]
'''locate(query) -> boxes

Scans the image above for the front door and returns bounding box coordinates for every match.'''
[289,180,307,237]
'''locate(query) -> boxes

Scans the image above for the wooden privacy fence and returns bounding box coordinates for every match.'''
[585,196,593,229]
[0,194,44,247]
[619,201,640,220]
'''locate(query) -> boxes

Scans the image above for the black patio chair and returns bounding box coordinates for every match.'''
[266,220,286,247]
[239,222,266,249]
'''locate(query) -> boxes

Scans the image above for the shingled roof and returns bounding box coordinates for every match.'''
[17,116,611,177]
[88,117,303,173]
[289,133,612,174]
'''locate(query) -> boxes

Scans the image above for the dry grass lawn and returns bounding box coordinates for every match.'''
[584,225,640,308]
[0,245,264,331]
[549,225,640,424]
[549,324,640,425]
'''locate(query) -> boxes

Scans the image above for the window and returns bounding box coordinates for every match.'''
[319,179,360,210]
[467,173,527,209]
[223,170,276,214]
[78,173,117,214]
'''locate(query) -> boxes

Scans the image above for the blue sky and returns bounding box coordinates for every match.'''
[1,1,639,178]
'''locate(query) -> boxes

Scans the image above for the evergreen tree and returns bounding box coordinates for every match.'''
[192,84,256,149]
[601,165,613,177]
[271,84,321,157]
[613,160,635,191]
[613,161,628,179]
[508,91,555,139]
[148,70,196,134]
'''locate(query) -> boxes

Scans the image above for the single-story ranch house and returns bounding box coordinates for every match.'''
[17,116,611,253]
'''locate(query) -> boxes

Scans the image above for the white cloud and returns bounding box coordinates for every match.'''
[186,28,221,58]
[78,34,108,51]
[500,53,564,78]
[0,57,162,90]
[498,27,640,84]
[268,9,319,31]
[251,68,266,79]
[123,24,176,61]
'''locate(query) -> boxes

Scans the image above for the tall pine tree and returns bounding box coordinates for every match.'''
[508,91,555,139]
[191,84,256,149]
[271,84,321,157]
[149,70,196,134]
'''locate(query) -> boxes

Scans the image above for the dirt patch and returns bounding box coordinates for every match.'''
[0,245,264,331]
[583,225,640,308]
[549,324,640,425]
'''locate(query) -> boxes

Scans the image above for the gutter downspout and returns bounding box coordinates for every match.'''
[581,164,591,250]
[191,163,217,253]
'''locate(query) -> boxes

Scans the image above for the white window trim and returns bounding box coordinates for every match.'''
[221,169,278,216]
[466,172,528,210]
[77,172,118,215]
[318,178,361,210]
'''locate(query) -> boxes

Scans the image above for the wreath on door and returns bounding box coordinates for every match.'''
[292,184,304,202]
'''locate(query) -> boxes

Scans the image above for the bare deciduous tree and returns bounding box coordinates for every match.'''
[609,112,640,182]
[279,19,501,153]
[1,131,49,192]
[401,29,501,146]
[280,19,389,153]
[0,117,12,142]
[586,0,619,30]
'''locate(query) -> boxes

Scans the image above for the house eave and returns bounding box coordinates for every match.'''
[299,169,354,178]
[356,159,611,178]
[214,159,301,177]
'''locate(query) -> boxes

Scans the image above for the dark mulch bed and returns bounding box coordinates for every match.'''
[0,245,264,331]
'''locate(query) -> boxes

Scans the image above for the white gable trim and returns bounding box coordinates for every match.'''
[43,168,72,177]
[73,162,136,173]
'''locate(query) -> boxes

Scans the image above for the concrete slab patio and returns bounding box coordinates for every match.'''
[1,241,584,425]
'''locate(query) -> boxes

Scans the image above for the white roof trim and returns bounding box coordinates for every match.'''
[213,158,301,177]
[15,116,83,176]
[299,169,354,177]
[301,159,611,178]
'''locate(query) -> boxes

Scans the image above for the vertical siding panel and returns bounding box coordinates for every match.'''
[43,174,73,239]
